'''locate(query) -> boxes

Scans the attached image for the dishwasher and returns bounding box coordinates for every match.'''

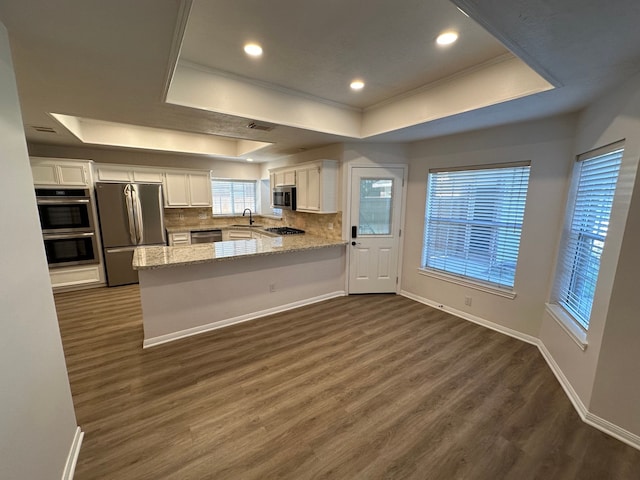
[190,229,223,244]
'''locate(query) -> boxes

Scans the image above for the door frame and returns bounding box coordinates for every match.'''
[345,164,409,294]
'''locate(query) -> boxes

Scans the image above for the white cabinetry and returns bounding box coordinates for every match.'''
[95,164,211,208]
[164,172,190,206]
[95,164,164,183]
[295,160,338,213]
[222,229,273,241]
[274,170,296,186]
[164,170,212,208]
[49,265,102,289]
[31,157,91,187]
[188,172,213,206]
[269,160,338,213]
[223,229,252,241]
[168,232,191,246]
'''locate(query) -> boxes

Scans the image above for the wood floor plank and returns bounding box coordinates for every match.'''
[53,285,640,479]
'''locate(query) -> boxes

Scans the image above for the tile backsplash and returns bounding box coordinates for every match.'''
[281,210,342,240]
[164,208,343,240]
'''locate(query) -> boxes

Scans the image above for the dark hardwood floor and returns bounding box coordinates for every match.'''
[54,285,640,479]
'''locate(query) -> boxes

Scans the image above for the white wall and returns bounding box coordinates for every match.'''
[402,115,576,337]
[139,247,346,344]
[0,22,79,480]
[539,71,640,434]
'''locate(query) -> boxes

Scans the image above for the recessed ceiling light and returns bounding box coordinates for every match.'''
[436,31,458,46]
[246,158,254,162]
[350,80,365,90]
[244,43,263,57]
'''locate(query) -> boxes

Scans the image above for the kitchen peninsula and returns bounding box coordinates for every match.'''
[133,234,347,347]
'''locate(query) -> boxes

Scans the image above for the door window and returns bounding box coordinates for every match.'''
[358,178,393,236]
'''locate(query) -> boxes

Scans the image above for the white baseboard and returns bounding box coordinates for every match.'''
[61,426,84,480]
[143,291,347,348]
[536,341,589,418]
[583,411,640,451]
[399,290,538,346]
[538,340,640,450]
[400,290,640,452]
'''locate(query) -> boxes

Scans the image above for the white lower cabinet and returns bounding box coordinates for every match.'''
[49,265,102,289]
[168,232,191,246]
[223,229,252,241]
[221,229,275,241]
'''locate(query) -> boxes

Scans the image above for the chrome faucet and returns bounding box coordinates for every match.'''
[242,208,255,225]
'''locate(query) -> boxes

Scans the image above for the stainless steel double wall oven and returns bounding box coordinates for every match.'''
[36,188,99,267]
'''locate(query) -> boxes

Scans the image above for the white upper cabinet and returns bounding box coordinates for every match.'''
[274,170,296,186]
[188,172,213,206]
[95,164,164,183]
[269,160,338,213]
[31,157,91,187]
[164,170,212,208]
[164,172,190,206]
[295,160,338,213]
[296,165,321,211]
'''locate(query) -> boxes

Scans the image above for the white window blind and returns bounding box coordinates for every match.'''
[552,145,623,329]
[422,163,531,288]
[211,180,256,215]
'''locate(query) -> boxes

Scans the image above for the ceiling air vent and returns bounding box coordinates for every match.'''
[246,121,274,132]
[30,125,57,134]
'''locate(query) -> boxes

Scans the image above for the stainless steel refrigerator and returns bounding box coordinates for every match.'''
[95,182,166,286]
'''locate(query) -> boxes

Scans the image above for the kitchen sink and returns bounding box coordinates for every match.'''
[229,224,263,228]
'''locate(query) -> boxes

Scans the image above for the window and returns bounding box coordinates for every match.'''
[421,163,531,290]
[211,179,256,215]
[552,143,623,330]
[359,178,393,235]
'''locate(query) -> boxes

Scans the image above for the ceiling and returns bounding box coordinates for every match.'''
[180,0,508,109]
[0,0,639,162]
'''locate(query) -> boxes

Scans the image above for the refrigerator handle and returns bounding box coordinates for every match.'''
[124,184,137,245]
[132,184,144,244]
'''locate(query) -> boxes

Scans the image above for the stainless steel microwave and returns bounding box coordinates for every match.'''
[272,185,296,210]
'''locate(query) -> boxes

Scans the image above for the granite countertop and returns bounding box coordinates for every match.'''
[133,234,347,270]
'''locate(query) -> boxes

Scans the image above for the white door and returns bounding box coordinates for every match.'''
[349,166,404,293]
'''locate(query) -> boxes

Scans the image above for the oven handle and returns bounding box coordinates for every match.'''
[43,232,95,240]
[37,198,90,205]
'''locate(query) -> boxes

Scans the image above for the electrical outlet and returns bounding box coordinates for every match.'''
[198,212,208,220]
[464,296,472,306]
[327,222,333,230]
[269,283,276,293]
